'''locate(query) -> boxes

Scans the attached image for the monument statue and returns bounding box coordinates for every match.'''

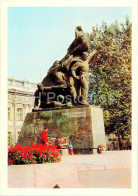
[18,26,106,154]
[34,26,96,108]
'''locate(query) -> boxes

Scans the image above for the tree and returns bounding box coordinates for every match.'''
[88,17,132,147]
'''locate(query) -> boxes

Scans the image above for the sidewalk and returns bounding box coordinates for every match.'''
[8,150,132,188]
[62,150,131,170]
[63,150,132,188]
[78,168,131,188]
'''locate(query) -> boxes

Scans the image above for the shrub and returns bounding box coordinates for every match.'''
[8,144,61,165]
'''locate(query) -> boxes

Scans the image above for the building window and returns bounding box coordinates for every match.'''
[17,108,23,120]
[8,107,11,120]
[8,132,11,145]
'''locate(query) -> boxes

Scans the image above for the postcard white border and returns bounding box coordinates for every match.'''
[0,0,137,195]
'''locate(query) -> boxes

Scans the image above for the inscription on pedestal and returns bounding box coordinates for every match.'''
[62,111,86,118]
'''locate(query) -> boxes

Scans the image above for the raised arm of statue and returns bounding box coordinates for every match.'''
[88,50,97,62]
[81,50,97,64]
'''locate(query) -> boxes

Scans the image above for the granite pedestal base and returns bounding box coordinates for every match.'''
[18,105,106,154]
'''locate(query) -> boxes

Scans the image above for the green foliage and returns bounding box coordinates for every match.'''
[88,17,132,140]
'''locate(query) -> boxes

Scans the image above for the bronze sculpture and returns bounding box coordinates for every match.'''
[34,26,96,109]
[68,26,90,55]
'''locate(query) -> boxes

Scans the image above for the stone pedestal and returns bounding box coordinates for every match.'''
[18,105,106,154]
[61,149,69,156]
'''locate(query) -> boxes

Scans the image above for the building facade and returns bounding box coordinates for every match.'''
[8,78,37,146]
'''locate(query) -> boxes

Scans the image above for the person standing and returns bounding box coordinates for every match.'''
[42,126,49,145]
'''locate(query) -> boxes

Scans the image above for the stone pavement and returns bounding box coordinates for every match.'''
[62,150,132,188]
[78,168,131,188]
[62,150,131,169]
[8,150,131,188]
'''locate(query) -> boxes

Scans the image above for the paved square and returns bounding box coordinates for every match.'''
[8,150,131,188]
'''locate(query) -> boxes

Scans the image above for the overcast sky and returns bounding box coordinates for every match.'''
[8,7,131,83]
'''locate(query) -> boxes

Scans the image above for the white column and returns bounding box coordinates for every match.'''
[23,104,27,120]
